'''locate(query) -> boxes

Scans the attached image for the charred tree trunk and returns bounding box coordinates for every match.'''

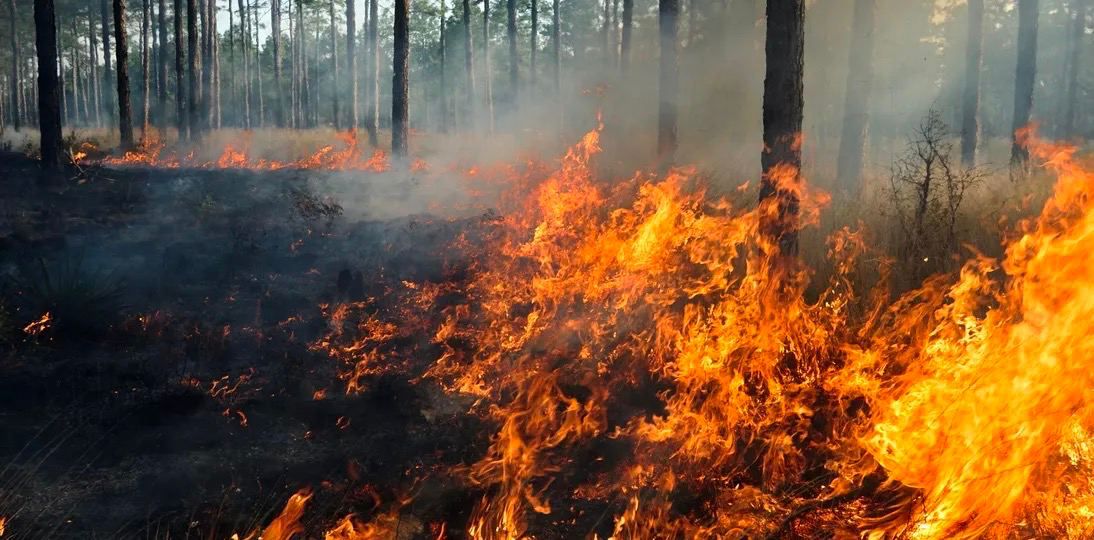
[157,0,168,132]
[142,0,151,139]
[620,0,632,73]
[367,0,379,143]
[1010,0,1038,167]
[1062,0,1087,139]
[392,0,409,156]
[483,0,494,132]
[506,0,518,105]
[347,0,358,130]
[462,0,475,122]
[187,0,200,138]
[115,0,135,147]
[34,0,63,168]
[657,0,678,166]
[175,0,187,137]
[759,0,804,257]
[960,0,983,166]
[835,0,874,194]
[9,0,20,131]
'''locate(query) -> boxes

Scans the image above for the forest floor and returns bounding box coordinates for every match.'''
[0,152,494,539]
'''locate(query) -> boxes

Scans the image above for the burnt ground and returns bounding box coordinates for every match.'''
[0,152,492,539]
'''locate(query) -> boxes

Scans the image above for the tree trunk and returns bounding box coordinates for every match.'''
[142,0,151,139]
[530,0,537,87]
[347,0,358,130]
[89,10,101,127]
[367,0,379,143]
[835,0,875,194]
[101,0,114,122]
[9,0,20,131]
[1010,0,1038,166]
[462,0,475,123]
[392,0,409,156]
[439,0,448,132]
[329,0,339,129]
[34,0,63,168]
[211,0,220,129]
[115,0,135,147]
[960,0,983,166]
[175,0,187,137]
[253,0,263,126]
[601,0,610,60]
[187,0,200,138]
[1062,0,1087,139]
[273,0,284,126]
[507,0,518,105]
[552,0,559,93]
[620,0,632,72]
[483,0,494,131]
[298,0,308,128]
[200,0,211,130]
[157,0,168,131]
[759,0,804,257]
[238,0,249,128]
[657,0,678,165]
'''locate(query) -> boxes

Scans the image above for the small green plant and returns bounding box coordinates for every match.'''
[13,256,126,340]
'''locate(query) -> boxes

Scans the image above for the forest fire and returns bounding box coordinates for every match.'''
[75,132,390,172]
[237,125,1094,538]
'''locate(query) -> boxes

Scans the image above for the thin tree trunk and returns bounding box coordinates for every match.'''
[175,0,186,137]
[142,0,151,139]
[1010,0,1038,167]
[299,0,309,128]
[552,0,559,92]
[273,0,284,126]
[611,0,619,60]
[620,0,632,73]
[57,27,64,124]
[188,0,200,138]
[253,0,262,126]
[211,0,220,129]
[347,0,358,130]
[835,0,875,194]
[392,0,409,156]
[1062,0,1087,139]
[200,0,211,129]
[601,0,610,59]
[483,0,494,131]
[89,10,101,126]
[530,0,537,87]
[238,0,248,128]
[440,0,448,132]
[462,0,475,124]
[157,0,168,132]
[101,0,113,121]
[759,0,805,257]
[329,0,339,129]
[960,0,983,166]
[34,0,63,168]
[9,0,20,131]
[506,0,518,105]
[227,0,235,127]
[367,0,379,143]
[657,0,678,165]
[290,0,298,127]
[115,0,135,147]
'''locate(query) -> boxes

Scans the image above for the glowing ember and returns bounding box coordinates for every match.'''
[22,312,51,336]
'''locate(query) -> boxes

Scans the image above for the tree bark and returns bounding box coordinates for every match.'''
[34,0,63,167]
[760,0,804,257]
[101,0,114,122]
[620,0,632,73]
[392,0,409,156]
[272,0,283,126]
[187,0,201,138]
[347,0,358,130]
[175,0,187,137]
[657,0,678,166]
[1062,0,1087,139]
[1010,0,1038,166]
[211,0,220,129]
[9,0,20,131]
[507,0,518,105]
[960,0,983,166]
[115,0,135,147]
[237,0,249,128]
[253,0,263,126]
[298,0,308,128]
[835,0,875,194]
[157,0,168,132]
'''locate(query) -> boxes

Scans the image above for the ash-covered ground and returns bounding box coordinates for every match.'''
[0,153,493,538]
